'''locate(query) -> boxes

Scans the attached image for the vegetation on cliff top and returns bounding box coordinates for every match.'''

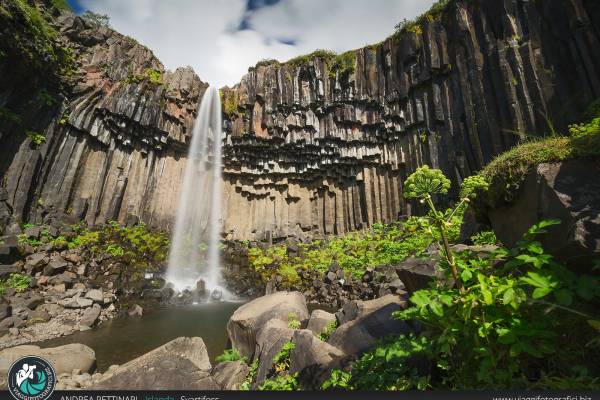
[474,99,600,207]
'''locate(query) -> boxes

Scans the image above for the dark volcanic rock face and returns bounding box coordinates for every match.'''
[0,2,206,230]
[220,0,600,240]
[0,0,599,241]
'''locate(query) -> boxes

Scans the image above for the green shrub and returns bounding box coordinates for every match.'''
[105,244,124,257]
[246,216,443,290]
[471,231,497,246]
[26,130,46,147]
[318,320,337,341]
[287,312,301,329]
[258,373,299,391]
[5,273,31,292]
[240,360,259,390]
[215,348,245,364]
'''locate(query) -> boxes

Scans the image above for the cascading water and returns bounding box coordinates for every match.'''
[166,87,229,299]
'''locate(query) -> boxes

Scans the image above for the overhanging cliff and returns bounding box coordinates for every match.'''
[0,0,599,241]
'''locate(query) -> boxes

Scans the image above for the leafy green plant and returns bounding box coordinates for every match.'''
[323,334,430,390]
[105,244,124,257]
[215,348,246,364]
[324,219,600,389]
[318,320,337,341]
[287,313,301,329]
[272,341,295,374]
[258,373,299,391]
[26,130,46,147]
[404,165,479,292]
[240,360,259,390]
[5,273,32,292]
[471,231,497,246]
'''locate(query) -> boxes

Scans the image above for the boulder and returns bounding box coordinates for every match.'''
[395,256,440,293]
[290,329,345,374]
[482,160,600,272]
[0,265,17,278]
[85,289,104,303]
[93,337,218,390]
[25,253,47,272]
[0,316,14,334]
[0,344,96,377]
[254,319,296,385]
[44,256,69,276]
[211,360,249,390]
[80,304,101,327]
[227,291,308,359]
[127,304,143,317]
[28,309,51,324]
[0,302,11,320]
[329,295,410,355]
[24,226,41,238]
[59,296,93,309]
[0,240,19,264]
[306,309,336,336]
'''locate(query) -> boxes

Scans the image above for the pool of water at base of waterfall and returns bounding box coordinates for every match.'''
[35,301,243,372]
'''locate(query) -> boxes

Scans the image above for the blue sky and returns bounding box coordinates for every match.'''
[68,0,435,87]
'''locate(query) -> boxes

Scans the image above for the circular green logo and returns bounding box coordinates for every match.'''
[7,356,56,400]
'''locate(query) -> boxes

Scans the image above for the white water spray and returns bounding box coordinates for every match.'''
[166,87,228,298]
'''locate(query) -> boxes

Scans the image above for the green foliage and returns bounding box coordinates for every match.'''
[318,320,338,341]
[253,58,280,69]
[393,0,450,39]
[4,273,32,293]
[68,229,100,249]
[325,220,600,389]
[403,165,451,199]
[287,312,301,329]
[470,230,497,246]
[460,175,489,200]
[329,51,356,78]
[17,233,42,247]
[26,130,46,147]
[286,49,336,68]
[215,348,246,364]
[323,334,431,390]
[272,341,295,374]
[257,341,299,390]
[478,105,600,206]
[125,68,163,86]
[240,360,259,390]
[3,0,73,84]
[81,10,110,27]
[220,89,241,117]
[258,373,299,391]
[247,217,438,290]
[49,0,71,11]
[67,222,169,272]
[105,244,124,257]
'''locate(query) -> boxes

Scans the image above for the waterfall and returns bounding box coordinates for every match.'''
[166,87,228,299]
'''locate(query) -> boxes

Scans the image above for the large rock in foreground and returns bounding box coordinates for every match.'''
[329,295,410,355]
[483,160,600,271]
[0,343,96,387]
[92,337,217,390]
[227,291,309,359]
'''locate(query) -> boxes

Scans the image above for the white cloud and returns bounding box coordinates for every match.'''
[80,0,435,88]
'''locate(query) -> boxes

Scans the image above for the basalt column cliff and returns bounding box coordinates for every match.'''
[220,0,600,240]
[0,0,599,241]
